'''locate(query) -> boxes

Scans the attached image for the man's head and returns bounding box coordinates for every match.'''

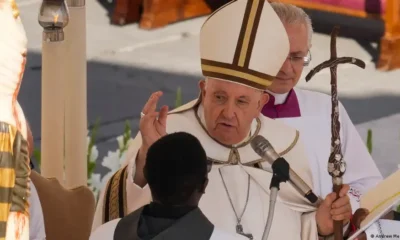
[268,2,313,94]
[198,0,290,145]
[144,132,209,206]
[199,78,268,145]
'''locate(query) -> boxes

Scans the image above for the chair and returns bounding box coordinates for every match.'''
[30,171,96,240]
[111,0,211,29]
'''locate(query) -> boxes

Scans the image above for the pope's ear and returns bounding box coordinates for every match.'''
[199,79,206,97]
[199,79,206,91]
[257,92,269,110]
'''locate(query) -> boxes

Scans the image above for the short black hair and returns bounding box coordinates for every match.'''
[144,132,208,205]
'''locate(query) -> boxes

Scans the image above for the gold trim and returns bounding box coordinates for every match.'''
[240,131,300,166]
[122,166,128,216]
[201,64,273,86]
[280,130,300,156]
[0,203,10,222]
[238,0,260,67]
[0,169,15,188]
[10,0,20,19]
[107,167,125,221]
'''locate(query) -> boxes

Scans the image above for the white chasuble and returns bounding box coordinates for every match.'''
[93,98,320,240]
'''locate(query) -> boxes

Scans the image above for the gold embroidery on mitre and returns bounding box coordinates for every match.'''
[201,64,272,87]
[9,0,20,19]
[238,0,261,67]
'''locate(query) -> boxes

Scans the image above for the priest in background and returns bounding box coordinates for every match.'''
[261,2,382,214]
[90,132,247,240]
[93,1,353,239]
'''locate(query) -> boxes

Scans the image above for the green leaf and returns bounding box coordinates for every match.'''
[119,120,132,158]
[33,148,41,168]
[175,87,182,108]
[366,129,373,154]
[397,204,400,213]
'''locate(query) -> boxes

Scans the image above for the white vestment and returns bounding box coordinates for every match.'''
[89,218,247,240]
[29,182,46,240]
[93,99,320,240]
[268,88,383,212]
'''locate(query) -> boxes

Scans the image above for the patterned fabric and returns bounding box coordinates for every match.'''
[303,0,386,14]
[348,186,362,202]
[0,122,30,239]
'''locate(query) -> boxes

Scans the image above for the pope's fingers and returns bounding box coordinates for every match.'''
[332,211,352,221]
[142,91,163,115]
[322,192,336,208]
[339,184,350,197]
[330,203,351,215]
[332,195,350,209]
[158,105,168,127]
[140,112,159,127]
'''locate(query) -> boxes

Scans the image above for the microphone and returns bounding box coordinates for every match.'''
[251,135,319,204]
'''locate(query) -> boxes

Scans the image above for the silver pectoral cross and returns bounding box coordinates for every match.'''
[236,224,253,239]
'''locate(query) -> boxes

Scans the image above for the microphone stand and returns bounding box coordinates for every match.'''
[262,158,290,240]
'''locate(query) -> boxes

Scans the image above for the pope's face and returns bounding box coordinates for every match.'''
[199,78,269,145]
[267,22,309,94]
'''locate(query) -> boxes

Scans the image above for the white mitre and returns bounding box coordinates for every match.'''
[200,0,289,90]
[0,0,28,139]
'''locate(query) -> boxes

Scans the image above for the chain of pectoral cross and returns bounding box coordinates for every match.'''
[305,26,366,240]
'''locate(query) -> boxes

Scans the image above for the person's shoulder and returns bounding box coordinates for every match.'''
[294,87,348,114]
[210,227,248,240]
[294,87,332,103]
[89,218,121,240]
[258,115,300,154]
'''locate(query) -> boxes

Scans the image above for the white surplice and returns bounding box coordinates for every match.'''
[93,98,321,240]
[268,88,383,213]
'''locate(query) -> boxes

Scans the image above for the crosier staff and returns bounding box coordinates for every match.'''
[305,26,365,240]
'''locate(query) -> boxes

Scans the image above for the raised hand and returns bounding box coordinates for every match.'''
[139,91,169,151]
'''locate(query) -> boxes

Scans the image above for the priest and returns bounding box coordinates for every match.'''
[92,0,353,239]
[261,2,383,212]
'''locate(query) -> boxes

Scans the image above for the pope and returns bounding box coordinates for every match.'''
[93,0,353,239]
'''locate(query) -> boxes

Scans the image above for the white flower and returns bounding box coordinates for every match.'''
[116,135,124,150]
[102,150,122,173]
[88,173,103,200]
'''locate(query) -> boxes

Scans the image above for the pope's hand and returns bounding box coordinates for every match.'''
[139,91,169,155]
[316,184,352,236]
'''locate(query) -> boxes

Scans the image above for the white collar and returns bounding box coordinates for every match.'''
[265,89,289,105]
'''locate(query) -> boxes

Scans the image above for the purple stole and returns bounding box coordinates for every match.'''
[261,89,301,118]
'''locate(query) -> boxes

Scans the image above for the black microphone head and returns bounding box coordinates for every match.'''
[251,135,279,162]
